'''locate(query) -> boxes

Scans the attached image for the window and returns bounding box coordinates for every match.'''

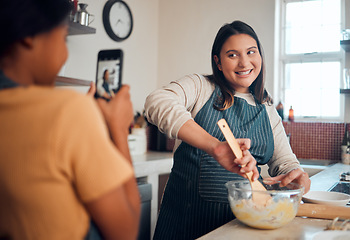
[277,0,343,120]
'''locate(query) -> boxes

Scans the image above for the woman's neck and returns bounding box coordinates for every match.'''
[2,66,33,86]
[1,47,38,86]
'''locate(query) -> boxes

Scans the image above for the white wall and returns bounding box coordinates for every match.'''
[63,0,159,112]
[64,0,349,122]
[157,0,276,96]
[63,0,275,112]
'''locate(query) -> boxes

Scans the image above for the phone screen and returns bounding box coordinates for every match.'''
[95,49,123,99]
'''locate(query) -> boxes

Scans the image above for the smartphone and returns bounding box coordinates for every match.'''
[94,49,123,99]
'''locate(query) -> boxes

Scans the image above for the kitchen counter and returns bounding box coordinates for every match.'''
[308,163,350,191]
[132,151,173,178]
[197,163,350,240]
[132,151,173,238]
[198,217,333,240]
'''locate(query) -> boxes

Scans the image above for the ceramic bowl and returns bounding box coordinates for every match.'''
[225,179,304,229]
[302,191,350,206]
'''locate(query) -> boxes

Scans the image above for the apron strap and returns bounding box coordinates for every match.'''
[0,70,20,90]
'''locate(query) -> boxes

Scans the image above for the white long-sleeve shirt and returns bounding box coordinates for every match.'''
[144,73,301,177]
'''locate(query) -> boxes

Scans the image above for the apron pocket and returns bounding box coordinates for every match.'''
[198,154,243,203]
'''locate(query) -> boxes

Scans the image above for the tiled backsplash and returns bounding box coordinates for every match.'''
[283,121,349,161]
[147,122,349,162]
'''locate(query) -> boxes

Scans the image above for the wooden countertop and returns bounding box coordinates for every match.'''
[198,217,334,240]
[197,163,350,240]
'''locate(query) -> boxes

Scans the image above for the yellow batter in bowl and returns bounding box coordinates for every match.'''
[226,180,304,229]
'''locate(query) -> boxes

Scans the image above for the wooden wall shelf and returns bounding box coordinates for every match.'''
[55,76,91,86]
[340,89,350,94]
[68,21,96,36]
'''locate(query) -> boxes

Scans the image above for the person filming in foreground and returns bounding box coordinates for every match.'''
[0,0,140,239]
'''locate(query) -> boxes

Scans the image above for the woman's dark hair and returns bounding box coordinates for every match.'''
[103,69,109,82]
[207,20,272,110]
[0,0,72,58]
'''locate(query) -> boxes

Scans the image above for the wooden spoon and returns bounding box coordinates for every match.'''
[217,119,271,205]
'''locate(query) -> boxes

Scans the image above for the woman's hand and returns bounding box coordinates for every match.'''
[88,82,133,136]
[211,139,259,180]
[177,120,259,180]
[264,168,311,193]
[96,85,133,137]
[96,85,134,162]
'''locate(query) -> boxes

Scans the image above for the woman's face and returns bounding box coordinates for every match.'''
[33,25,68,85]
[104,70,109,81]
[215,34,262,93]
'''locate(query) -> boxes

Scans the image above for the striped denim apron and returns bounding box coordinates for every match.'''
[153,87,274,240]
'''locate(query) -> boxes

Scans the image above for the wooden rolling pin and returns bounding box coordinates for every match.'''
[297,203,350,219]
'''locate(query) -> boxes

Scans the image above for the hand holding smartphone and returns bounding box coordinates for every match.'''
[94,49,123,100]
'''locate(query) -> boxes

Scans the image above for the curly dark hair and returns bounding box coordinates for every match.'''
[0,0,72,58]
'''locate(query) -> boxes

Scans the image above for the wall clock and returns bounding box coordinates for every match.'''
[103,0,133,42]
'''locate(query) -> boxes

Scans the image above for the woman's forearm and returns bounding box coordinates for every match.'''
[109,126,140,216]
[177,119,259,178]
[177,119,220,156]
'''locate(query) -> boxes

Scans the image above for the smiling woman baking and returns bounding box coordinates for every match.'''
[144,20,311,240]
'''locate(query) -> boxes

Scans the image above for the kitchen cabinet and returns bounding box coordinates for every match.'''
[340,89,350,94]
[132,152,173,239]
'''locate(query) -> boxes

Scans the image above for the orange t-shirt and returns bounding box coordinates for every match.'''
[0,86,133,240]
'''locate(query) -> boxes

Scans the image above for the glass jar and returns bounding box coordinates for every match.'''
[341,29,350,41]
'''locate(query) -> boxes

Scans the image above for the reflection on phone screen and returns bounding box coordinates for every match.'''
[95,51,122,99]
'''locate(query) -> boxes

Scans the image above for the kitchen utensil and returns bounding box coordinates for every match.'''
[326,217,350,231]
[302,191,350,206]
[217,119,271,205]
[76,3,94,26]
[226,180,303,229]
[297,203,350,219]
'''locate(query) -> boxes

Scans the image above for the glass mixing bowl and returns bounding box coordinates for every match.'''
[225,179,304,229]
